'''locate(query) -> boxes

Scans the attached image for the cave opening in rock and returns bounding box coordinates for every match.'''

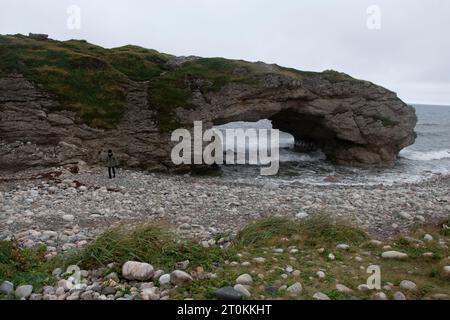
[212,116,327,166]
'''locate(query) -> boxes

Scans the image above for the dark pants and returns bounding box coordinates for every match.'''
[108,167,116,179]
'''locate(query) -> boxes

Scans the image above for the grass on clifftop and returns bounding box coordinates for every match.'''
[0,34,361,131]
[0,35,170,128]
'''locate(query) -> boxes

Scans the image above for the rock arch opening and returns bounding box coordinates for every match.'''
[212,111,329,166]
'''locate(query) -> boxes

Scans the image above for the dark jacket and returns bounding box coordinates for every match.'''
[106,155,118,167]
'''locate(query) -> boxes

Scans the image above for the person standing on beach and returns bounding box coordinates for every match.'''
[106,149,118,179]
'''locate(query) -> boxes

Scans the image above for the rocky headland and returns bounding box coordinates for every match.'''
[1,34,417,171]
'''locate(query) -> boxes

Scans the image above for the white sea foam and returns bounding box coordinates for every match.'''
[279,149,326,163]
[400,149,450,161]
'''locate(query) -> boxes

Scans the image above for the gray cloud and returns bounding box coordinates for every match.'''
[1,0,449,105]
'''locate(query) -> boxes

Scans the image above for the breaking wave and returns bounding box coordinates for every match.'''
[400,149,450,161]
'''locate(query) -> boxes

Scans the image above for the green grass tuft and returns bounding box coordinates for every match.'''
[0,241,55,290]
[235,215,369,247]
[57,224,236,271]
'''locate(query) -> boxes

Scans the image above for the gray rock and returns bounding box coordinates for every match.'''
[80,291,94,300]
[55,287,65,296]
[122,261,154,281]
[399,280,417,291]
[102,286,116,295]
[233,284,251,297]
[336,244,350,250]
[236,273,253,286]
[170,270,193,286]
[253,257,266,264]
[336,284,353,293]
[316,271,326,280]
[394,291,407,300]
[443,266,450,275]
[66,292,80,300]
[104,272,120,282]
[0,281,14,295]
[313,292,330,300]
[15,285,33,299]
[158,274,171,286]
[374,292,388,300]
[286,282,303,295]
[57,279,73,292]
[432,293,449,300]
[29,293,43,300]
[370,240,383,246]
[382,251,408,259]
[295,212,308,219]
[141,287,160,300]
[214,287,243,300]
[52,267,63,277]
[176,260,190,270]
[62,214,74,222]
[357,284,371,292]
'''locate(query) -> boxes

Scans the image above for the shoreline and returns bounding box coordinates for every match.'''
[1,166,449,255]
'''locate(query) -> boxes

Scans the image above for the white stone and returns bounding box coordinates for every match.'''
[15,285,33,299]
[370,240,383,246]
[399,212,413,220]
[170,270,193,286]
[141,287,160,300]
[443,266,450,275]
[286,282,303,295]
[394,291,406,300]
[253,257,266,264]
[382,251,408,259]
[159,274,171,286]
[0,281,14,295]
[236,274,253,286]
[122,261,154,281]
[316,271,326,280]
[62,214,74,222]
[400,280,417,291]
[57,279,73,292]
[357,284,370,292]
[336,284,353,293]
[374,292,388,300]
[423,234,433,242]
[313,292,330,300]
[336,244,350,250]
[328,253,336,260]
[295,212,308,219]
[233,284,251,297]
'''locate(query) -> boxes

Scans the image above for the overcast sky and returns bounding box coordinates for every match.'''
[1,0,449,105]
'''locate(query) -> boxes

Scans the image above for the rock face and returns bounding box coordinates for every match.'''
[0,75,170,171]
[0,58,417,171]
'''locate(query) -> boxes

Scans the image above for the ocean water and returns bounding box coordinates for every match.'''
[214,104,450,186]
